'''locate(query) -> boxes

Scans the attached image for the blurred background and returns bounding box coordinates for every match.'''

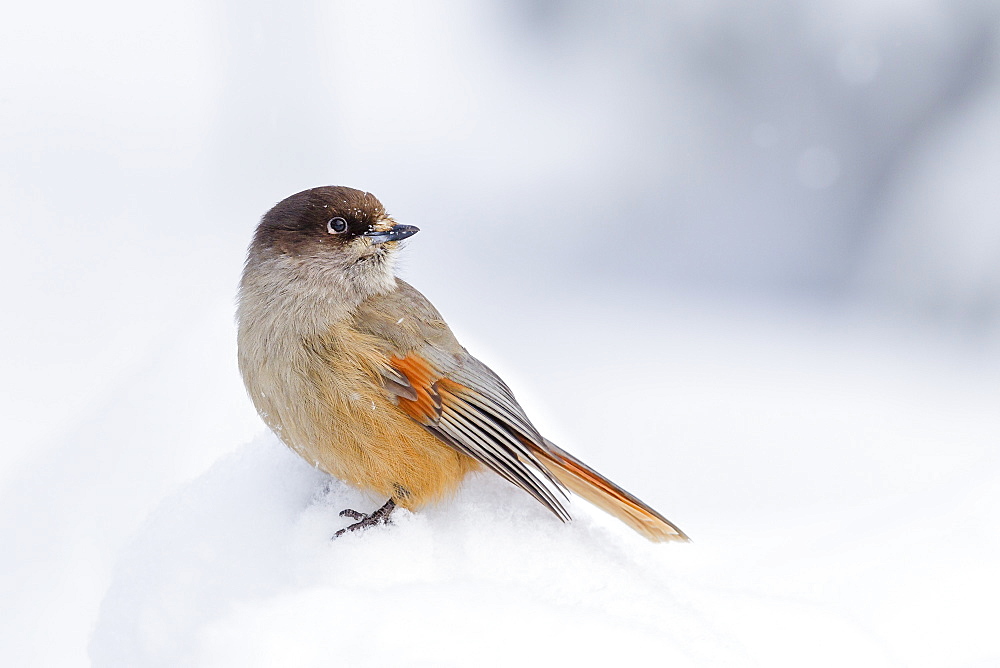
[3,0,1000,451]
[2,1,999,666]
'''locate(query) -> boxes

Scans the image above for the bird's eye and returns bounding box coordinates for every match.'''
[327,217,348,234]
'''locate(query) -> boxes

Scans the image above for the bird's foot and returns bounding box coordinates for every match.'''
[333,499,396,538]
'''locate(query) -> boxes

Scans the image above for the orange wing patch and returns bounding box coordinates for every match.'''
[389,355,473,424]
[389,355,442,423]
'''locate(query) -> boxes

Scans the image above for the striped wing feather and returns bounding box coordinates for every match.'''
[387,353,570,521]
[358,280,688,542]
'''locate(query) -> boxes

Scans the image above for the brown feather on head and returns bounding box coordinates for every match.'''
[252,186,391,257]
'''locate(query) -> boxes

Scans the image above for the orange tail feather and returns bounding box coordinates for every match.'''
[533,439,689,542]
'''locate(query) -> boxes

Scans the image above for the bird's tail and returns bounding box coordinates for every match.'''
[532,439,689,542]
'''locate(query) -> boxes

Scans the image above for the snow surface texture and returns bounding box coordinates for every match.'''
[3,0,1000,666]
[84,303,1000,668]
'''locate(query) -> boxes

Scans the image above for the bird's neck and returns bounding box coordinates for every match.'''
[237,250,398,340]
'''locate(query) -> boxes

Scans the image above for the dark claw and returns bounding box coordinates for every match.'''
[333,499,396,539]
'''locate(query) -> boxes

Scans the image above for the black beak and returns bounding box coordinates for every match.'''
[363,224,420,245]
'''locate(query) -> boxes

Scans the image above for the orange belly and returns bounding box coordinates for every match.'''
[309,392,480,508]
[240,323,480,509]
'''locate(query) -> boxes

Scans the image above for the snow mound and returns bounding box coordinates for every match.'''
[90,436,886,668]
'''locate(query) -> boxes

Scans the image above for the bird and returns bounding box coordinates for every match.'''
[237,186,688,542]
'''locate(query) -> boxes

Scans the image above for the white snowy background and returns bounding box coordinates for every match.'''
[2,1,999,666]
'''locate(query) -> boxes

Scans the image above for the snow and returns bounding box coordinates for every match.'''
[5,288,1000,668]
[3,1,1000,666]
[55,299,1000,668]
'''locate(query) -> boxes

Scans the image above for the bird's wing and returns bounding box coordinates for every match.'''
[352,281,571,521]
[351,280,688,541]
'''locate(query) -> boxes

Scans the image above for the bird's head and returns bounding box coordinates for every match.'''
[247,186,419,300]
